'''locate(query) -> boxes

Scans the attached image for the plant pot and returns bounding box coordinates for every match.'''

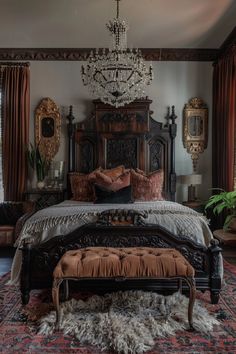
[28,167,37,189]
[229,218,236,232]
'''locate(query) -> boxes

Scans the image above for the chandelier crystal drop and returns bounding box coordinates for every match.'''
[81,0,153,108]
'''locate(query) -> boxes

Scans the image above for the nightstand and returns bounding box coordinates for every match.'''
[213,229,236,246]
[182,201,205,213]
[24,188,66,210]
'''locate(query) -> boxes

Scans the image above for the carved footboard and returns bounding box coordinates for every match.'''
[20,210,222,305]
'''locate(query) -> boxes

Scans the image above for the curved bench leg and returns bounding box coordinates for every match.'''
[210,290,220,304]
[65,279,69,300]
[178,279,182,294]
[186,277,196,331]
[52,278,63,330]
[61,279,69,301]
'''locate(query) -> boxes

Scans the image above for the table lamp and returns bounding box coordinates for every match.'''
[179,174,202,202]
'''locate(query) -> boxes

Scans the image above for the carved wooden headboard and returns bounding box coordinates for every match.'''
[67,99,177,201]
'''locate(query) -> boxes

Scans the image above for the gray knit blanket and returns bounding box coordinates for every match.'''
[16,200,212,247]
[10,200,213,284]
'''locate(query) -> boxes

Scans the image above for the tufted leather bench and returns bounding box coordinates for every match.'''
[52,247,196,330]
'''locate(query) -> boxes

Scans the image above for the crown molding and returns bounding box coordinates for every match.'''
[0,47,218,62]
[142,48,218,61]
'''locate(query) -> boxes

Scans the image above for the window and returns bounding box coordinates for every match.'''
[234,134,236,190]
[0,77,3,201]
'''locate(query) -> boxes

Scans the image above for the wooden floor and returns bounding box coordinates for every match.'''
[0,247,15,277]
[0,246,236,278]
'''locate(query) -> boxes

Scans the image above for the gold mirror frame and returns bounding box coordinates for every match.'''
[183,98,208,172]
[35,97,61,162]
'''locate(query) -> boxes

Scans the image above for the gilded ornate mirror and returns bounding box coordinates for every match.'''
[183,98,208,171]
[35,98,61,162]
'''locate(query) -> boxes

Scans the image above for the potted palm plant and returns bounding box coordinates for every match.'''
[205,189,236,231]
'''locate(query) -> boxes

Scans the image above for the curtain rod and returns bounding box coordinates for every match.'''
[0,62,30,67]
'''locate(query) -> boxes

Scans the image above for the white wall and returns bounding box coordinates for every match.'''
[30,61,212,202]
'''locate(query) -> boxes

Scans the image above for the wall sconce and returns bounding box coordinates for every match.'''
[179,174,202,202]
[183,98,208,172]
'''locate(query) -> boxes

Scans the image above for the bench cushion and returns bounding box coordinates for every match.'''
[53,247,194,279]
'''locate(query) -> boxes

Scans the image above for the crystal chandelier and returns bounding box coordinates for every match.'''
[81,0,153,108]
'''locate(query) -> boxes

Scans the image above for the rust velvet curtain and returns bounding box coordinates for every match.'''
[212,46,236,191]
[2,65,30,201]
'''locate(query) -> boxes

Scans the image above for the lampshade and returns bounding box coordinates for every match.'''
[179,174,202,186]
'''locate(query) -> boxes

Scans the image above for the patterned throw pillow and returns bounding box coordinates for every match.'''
[90,170,130,192]
[131,169,164,201]
[69,173,94,201]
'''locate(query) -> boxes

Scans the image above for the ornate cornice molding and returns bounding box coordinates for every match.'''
[0,48,218,62]
[142,48,218,61]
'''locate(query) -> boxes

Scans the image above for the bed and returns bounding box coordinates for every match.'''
[15,99,222,304]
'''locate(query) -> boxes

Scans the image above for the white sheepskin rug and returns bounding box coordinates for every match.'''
[38,290,219,354]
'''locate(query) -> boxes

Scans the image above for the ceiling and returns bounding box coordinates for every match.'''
[0,0,235,49]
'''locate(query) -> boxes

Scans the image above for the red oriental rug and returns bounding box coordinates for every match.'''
[0,261,236,354]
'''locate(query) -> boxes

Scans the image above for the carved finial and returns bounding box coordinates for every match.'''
[67,105,75,123]
[164,106,170,127]
[67,105,74,120]
[67,106,75,138]
[69,105,73,116]
[171,106,177,124]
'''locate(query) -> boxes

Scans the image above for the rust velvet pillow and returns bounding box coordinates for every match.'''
[88,170,112,185]
[131,169,164,201]
[70,167,129,202]
[69,173,94,202]
[89,170,131,192]
[101,165,125,180]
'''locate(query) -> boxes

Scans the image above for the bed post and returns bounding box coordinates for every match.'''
[67,105,75,172]
[67,106,75,197]
[209,239,222,304]
[169,106,177,201]
[20,242,31,304]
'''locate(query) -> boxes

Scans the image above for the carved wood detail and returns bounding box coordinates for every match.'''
[106,138,137,169]
[0,48,218,62]
[20,208,222,304]
[97,111,148,133]
[71,99,177,200]
[77,138,96,173]
[149,141,163,172]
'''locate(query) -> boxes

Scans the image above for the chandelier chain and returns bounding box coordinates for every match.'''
[116,0,120,18]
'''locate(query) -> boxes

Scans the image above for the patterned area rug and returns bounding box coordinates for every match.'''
[0,261,236,354]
